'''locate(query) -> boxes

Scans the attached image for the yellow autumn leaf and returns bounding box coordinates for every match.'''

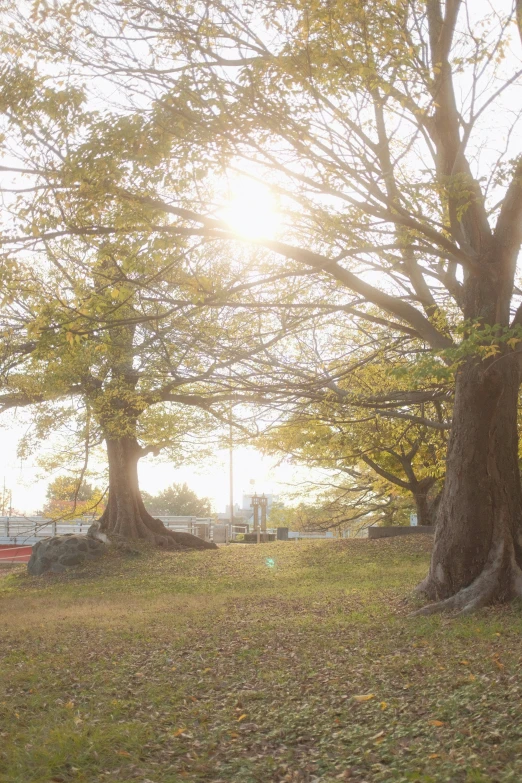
[482,345,500,358]
[428,720,445,727]
[65,701,74,709]
[429,753,440,759]
[353,694,375,702]
[236,713,248,722]
[172,727,187,737]
[380,701,388,710]
[115,750,131,757]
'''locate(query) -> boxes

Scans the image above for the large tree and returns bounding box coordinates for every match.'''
[0,232,304,547]
[0,155,307,548]
[3,1,522,609]
[0,27,316,548]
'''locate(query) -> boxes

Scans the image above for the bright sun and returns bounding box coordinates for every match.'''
[220,178,280,239]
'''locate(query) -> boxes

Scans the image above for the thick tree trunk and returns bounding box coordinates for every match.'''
[98,436,216,550]
[415,356,522,614]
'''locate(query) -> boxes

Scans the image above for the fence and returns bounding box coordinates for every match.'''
[0,516,369,547]
[288,531,335,540]
[0,516,246,546]
[287,529,368,540]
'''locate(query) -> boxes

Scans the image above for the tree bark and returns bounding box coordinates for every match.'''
[411,484,434,527]
[415,356,522,614]
[98,436,217,550]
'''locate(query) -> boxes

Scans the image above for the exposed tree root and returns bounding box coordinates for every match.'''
[97,505,217,551]
[411,540,522,617]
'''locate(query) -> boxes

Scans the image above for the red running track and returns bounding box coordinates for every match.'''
[0,545,32,563]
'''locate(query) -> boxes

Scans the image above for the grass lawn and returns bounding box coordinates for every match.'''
[1,536,522,783]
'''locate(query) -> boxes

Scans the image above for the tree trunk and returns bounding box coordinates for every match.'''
[411,480,437,526]
[415,356,522,614]
[98,436,217,550]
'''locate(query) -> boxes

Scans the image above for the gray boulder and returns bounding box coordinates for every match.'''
[27,534,105,576]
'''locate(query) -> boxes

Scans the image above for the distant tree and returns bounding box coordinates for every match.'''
[142,483,211,518]
[44,475,105,520]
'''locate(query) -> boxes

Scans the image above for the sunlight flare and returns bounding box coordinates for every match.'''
[220,177,280,239]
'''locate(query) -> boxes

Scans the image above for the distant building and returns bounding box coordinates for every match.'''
[217,494,279,527]
[217,503,247,524]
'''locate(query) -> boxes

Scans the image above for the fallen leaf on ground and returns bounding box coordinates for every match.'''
[172,727,187,737]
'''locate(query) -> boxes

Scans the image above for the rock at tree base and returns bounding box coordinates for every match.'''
[27,534,105,575]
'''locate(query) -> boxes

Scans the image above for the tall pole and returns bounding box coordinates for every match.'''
[229,404,234,531]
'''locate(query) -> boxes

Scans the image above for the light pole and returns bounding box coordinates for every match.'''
[229,415,234,532]
[259,494,268,536]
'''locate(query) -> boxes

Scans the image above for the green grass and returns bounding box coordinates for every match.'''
[1,536,522,783]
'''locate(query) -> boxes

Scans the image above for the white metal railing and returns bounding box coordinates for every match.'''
[0,517,367,546]
[0,516,245,546]
[286,529,368,540]
[0,517,93,545]
[288,531,335,540]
